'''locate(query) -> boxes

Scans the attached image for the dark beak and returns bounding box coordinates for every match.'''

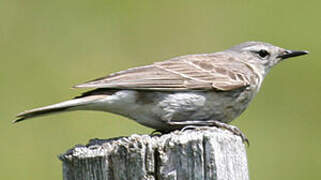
[278,50,309,59]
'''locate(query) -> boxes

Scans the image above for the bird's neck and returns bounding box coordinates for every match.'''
[244,61,267,92]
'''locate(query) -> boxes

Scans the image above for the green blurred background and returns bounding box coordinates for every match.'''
[1,0,320,179]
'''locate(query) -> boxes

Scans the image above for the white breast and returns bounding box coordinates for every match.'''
[86,89,255,130]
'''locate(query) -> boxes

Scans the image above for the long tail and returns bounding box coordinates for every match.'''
[14,95,106,123]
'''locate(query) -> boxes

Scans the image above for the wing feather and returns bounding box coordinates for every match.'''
[74,53,254,91]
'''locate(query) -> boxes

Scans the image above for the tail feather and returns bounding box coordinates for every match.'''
[14,95,106,123]
[14,107,69,123]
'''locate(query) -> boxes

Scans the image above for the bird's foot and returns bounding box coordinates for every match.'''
[180,125,202,132]
[168,120,249,146]
[210,121,249,146]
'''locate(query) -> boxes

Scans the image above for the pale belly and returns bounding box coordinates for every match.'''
[87,89,256,131]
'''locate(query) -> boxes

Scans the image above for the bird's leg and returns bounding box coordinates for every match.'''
[150,125,206,135]
[168,120,249,146]
[180,125,203,132]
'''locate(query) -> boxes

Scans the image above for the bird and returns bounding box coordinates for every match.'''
[14,41,308,144]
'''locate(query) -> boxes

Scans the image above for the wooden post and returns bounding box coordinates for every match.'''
[59,127,249,180]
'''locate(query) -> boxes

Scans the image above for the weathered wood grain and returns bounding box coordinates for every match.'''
[59,127,249,180]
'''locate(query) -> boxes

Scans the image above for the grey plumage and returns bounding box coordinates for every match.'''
[15,95,108,122]
[14,41,308,143]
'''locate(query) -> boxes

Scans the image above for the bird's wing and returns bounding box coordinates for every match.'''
[73,53,253,91]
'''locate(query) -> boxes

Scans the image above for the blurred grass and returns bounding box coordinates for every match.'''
[1,0,320,179]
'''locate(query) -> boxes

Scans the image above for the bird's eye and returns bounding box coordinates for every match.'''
[257,49,270,58]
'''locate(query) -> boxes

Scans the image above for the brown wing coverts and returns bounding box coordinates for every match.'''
[74,53,253,91]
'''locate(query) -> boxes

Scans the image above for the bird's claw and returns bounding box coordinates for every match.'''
[228,126,250,146]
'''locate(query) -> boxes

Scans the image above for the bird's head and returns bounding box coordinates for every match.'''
[227,41,308,74]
